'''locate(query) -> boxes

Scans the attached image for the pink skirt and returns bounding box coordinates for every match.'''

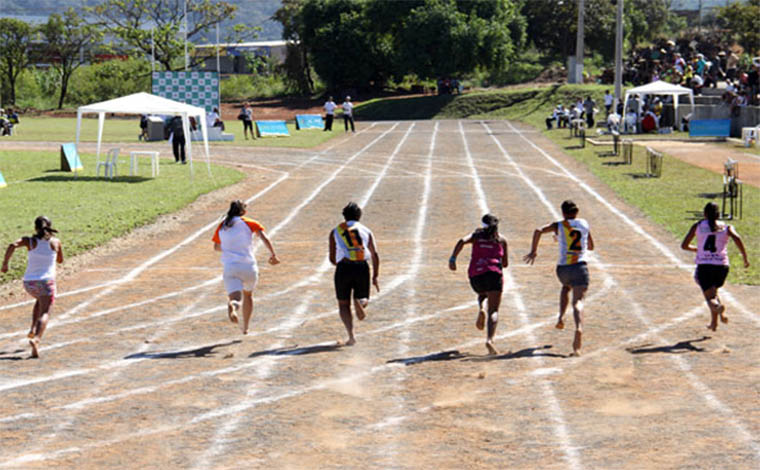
[23,279,56,303]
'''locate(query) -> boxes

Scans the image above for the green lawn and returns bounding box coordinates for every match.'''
[358,85,759,284]
[0,150,244,283]
[6,117,336,148]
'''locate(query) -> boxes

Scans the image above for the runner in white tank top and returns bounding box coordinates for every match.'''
[212,200,279,335]
[525,200,595,357]
[681,203,749,331]
[2,216,64,358]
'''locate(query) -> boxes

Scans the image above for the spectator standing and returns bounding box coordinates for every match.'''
[168,115,186,164]
[323,96,337,131]
[239,102,254,140]
[603,90,614,116]
[342,96,355,133]
[726,51,739,81]
[748,61,759,105]
[139,114,148,141]
[583,96,596,128]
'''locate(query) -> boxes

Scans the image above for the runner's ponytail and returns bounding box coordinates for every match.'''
[224,200,246,228]
[474,214,499,240]
[33,216,57,240]
[704,202,719,232]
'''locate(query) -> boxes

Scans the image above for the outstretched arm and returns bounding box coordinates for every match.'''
[1,238,29,273]
[368,234,380,291]
[727,225,750,268]
[258,230,280,265]
[449,234,473,271]
[524,223,557,264]
[680,222,699,253]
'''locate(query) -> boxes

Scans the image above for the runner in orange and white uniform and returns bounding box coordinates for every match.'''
[524,200,594,356]
[328,202,380,346]
[681,202,749,331]
[2,216,64,358]
[212,200,279,335]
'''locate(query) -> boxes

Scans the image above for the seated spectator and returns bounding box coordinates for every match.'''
[641,107,659,133]
[207,107,224,131]
[606,111,621,133]
[545,105,563,130]
[558,106,570,128]
[691,73,704,95]
[0,109,11,136]
[624,108,638,134]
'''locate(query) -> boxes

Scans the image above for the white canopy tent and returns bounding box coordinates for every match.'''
[75,92,211,176]
[622,80,694,121]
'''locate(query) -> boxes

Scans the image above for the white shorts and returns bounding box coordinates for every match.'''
[223,263,258,294]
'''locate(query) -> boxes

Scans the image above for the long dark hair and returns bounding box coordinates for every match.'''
[33,216,57,240]
[473,214,499,240]
[224,200,246,228]
[704,202,720,232]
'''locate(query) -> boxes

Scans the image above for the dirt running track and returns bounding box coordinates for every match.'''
[0,121,758,470]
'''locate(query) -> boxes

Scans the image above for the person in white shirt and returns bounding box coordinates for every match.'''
[212,200,280,335]
[207,107,224,131]
[323,96,336,131]
[342,96,355,132]
[603,90,614,116]
[2,216,64,358]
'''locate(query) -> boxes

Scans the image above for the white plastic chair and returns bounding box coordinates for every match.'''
[96,148,120,179]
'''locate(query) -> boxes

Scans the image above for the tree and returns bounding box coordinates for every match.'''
[272,0,315,94]
[717,0,760,55]
[41,9,103,109]
[0,18,34,106]
[89,0,254,71]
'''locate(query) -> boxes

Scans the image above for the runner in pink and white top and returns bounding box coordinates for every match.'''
[449,214,508,355]
[1,216,64,358]
[681,202,749,331]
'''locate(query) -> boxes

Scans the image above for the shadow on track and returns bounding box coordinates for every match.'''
[387,350,470,366]
[626,336,711,355]
[0,348,27,361]
[124,340,242,359]
[464,345,567,362]
[248,343,344,358]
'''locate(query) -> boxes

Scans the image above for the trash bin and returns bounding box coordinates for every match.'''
[146,116,166,141]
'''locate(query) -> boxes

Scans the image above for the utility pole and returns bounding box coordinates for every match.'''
[183,0,189,71]
[575,0,585,84]
[614,0,624,113]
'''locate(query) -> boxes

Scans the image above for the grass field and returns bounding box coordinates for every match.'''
[6,117,336,148]
[0,150,244,283]
[357,86,759,285]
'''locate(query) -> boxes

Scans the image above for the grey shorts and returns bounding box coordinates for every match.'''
[556,262,589,287]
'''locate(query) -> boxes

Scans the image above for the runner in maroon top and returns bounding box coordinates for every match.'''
[449,214,509,355]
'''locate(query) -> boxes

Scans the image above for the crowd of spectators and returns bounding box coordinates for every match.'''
[0,108,19,136]
[616,37,759,107]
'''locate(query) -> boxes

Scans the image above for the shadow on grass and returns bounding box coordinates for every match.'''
[30,175,153,183]
[626,336,710,355]
[697,192,722,199]
[248,343,344,358]
[464,345,567,362]
[124,340,241,359]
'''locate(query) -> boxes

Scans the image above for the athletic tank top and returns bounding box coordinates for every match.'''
[557,218,590,266]
[695,220,729,266]
[333,221,373,262]
[468,236,504,278]
[24,237,57,281]
[212,216,265,267]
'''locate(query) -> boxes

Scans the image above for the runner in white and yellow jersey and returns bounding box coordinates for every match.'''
[524,200,594,356]
[328,202,380,346]
[212,200,280,335]
[681,202,749,331]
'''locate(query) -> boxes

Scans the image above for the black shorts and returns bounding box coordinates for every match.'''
[556,262,590,287]
[695,264,729,291]
[334,260,370,301]
[469,271,503,294]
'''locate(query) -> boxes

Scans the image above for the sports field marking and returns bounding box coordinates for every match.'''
[460,120,583,470]
[505,121,757,322]
[496,121,760,461]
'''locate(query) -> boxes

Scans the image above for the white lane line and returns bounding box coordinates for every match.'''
[461,120,583,470]
[504,121,758,324]
[494,120,760,461]
[191,123,416,468]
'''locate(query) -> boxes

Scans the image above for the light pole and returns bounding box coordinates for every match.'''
[184,0,189,71]
[575,0,585,83]
[613,0,624,113]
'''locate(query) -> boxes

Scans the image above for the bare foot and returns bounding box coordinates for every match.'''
[707,322,718,332]
[344,337,356,346]
[29,338,40,359]
[27,330,35,339]
[485,340,499,356]
[555,319,565,330]
[717,304,728,324]
[572,330,582,356]
[228,301,240,324]
[354,299,367,321]
[476,309,485,331]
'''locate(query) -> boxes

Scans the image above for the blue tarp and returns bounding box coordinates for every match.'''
[689,119,730,138]
[256,121,290,137]
[295,114,323,130]
[60,142,84,172]
[0,170,6,188]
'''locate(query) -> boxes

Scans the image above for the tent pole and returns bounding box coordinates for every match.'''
[182,113,193,180]
[96,112,105,166]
